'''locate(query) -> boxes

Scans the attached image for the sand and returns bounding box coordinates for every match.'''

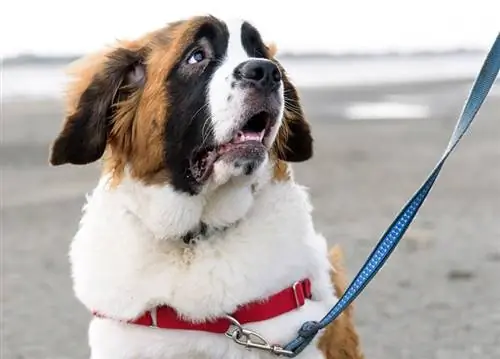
[2,79,499,359]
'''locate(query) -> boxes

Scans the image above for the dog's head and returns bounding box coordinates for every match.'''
[49,16,312,195]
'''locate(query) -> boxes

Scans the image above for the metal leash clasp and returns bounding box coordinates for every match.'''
[224,315,294,356]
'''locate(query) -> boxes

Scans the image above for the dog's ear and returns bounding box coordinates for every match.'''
[278,69,313,162]
[267,45,313,163]
[49,43,146,166]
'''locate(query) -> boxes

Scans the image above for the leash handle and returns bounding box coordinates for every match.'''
[282,33,500,357]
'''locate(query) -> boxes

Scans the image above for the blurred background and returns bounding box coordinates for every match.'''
[1,1,499,358]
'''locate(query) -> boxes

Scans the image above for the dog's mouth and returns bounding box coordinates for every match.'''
[190,111,273,183]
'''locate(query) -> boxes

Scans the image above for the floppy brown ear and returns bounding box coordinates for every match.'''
[266,43,313,163]
[49,44,145,166]
[274,64,313,162]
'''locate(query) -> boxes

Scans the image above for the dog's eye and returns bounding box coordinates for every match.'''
[187,49,206,64]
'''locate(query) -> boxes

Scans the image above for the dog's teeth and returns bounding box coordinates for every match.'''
[245,133,260,141]
[259,131,265,142]
[232,131,263,144]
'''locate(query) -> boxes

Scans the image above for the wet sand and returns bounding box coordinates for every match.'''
[2,79,499,359]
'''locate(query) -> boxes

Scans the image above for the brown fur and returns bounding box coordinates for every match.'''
[106,17,221,185]
[50,17,221,185]
[318,246,365,359]
[49,15,362,357]
[271,157,291,182]
[50,16,312,187]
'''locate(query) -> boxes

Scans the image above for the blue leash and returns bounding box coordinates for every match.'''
[281,33,500,357]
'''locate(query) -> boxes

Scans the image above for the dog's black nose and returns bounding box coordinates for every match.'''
[234,59,281,92]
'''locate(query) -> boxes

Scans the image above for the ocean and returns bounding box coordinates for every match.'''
[2,53,495,102]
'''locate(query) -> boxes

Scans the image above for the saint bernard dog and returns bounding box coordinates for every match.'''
[49,15,364,359]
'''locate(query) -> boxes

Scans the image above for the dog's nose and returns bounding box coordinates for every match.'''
[234,59,281,92]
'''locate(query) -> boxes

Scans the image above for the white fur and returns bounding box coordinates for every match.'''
[72,164,336,359]
[208,19,284,150]
[68,17,338,359]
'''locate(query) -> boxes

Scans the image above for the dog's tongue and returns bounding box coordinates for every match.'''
[218,131,264,155]
[193,129,266,182]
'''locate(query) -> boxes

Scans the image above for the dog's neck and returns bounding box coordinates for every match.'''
[98,161,276,244]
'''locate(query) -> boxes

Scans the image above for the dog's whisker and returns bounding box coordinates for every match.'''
[200,116,214,148]
[189,103,210,126]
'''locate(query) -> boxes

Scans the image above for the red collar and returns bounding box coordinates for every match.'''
[93,278,312,334]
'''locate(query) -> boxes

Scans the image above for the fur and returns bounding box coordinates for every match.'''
[49,14,364,359]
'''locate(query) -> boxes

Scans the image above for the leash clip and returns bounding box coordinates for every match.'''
[225,315,294,356]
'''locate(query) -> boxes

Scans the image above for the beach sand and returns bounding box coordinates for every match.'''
[2,79,499,359]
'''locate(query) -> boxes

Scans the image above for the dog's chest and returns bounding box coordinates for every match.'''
[143,183,322,320]
[72,181,333,359]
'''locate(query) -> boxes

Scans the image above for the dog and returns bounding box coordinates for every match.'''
[49,15,364,359]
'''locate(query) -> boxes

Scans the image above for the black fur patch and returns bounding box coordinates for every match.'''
[182,222,208,244]
[241,22,267,58]
[164,20,229,194]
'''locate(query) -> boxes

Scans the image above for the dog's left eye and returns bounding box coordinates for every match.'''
[187,50,206,64]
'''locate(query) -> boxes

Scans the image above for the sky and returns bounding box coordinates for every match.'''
[1,0,499,57]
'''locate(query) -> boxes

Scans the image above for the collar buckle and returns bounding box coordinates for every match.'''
[224,315,293,356]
